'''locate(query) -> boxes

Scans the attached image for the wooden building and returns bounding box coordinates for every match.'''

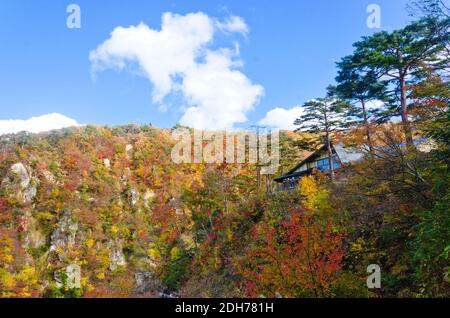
[273,143,364,191]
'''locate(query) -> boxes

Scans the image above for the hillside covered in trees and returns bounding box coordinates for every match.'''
[0,115,448,298]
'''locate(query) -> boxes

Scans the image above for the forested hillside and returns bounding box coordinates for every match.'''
[0,117,448,298]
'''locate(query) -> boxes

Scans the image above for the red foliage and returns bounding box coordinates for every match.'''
[16,215,29,233]
[235,208,345,297]
[0,198,12,224]
[0,198,7,213]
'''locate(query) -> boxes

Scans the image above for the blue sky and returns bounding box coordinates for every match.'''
[0,0,413,132]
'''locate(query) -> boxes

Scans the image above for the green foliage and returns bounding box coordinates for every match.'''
[162,246,192,291]
[412,188,450,296]
[43,285,83,298]
[27,244,49,260]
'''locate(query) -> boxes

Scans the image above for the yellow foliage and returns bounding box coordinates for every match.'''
[86,239,95,249]
[17,267,39,286]
[298,176,319,210]
[34,212,54,221]
[96,272,106,280]
[97,249,111,269]
[111,225,119,236]
[1,254,13,265]
[226,228,233,241]
[0,235,14,266]
[0,269,16,289]
[85,282,94,292]
[349,237,367,254]
[170,246,181,261]
[148,245,161,260]
[19,287,31,298]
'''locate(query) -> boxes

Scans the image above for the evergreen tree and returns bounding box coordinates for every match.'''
[334,60,388,152]
[294,92,347,180]
[409,0,450,19]
[348,17,449,145]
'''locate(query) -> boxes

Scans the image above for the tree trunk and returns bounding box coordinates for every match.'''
[399,74,414,146]
[361,99,374,153]
[326,131,335,181]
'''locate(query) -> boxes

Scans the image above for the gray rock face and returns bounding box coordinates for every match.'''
[55,264,81,289]
[159,291,180,298]
[1,163,39,204]
[11,163,30,188]
[50,213,78,261]
[125,144,133,154]
[134,271,162,294]
[24,211,46,249]
[130,188,139,206]
[109,240,126,271]
[143,190,156,208]
[26,227,46,250]
[23,186,37,203]
[103,158,111,169]
[41,170,56,184]
[120,168,131,185]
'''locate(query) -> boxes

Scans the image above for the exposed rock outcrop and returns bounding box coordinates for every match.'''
[125,144,133,153]
[50,212,78,261]
[109,240,126,270]
[1,162,39,204]
[134,270,162,294]
[103,158,111,169]
[41,169,56,184]
[129,188,139,206]
[143,190,156,208]
[55,264,81,289]
[24,211,46,249]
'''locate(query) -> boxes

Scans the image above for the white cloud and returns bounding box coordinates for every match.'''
[0,113,79,135]
[258,106,305,131]
[215,15,249,35]
[366,100,385,110]
[90,12,263,130]
[180,50,263,129]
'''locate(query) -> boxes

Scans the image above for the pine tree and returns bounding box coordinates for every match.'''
[348,17,449,145]
[294,91,348,180]
[334,57,388,152]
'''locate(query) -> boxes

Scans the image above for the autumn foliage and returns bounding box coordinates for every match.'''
[236,208,345,297]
